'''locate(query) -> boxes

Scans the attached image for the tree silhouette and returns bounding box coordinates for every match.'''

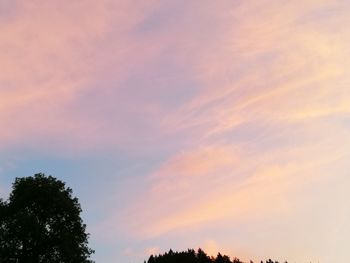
[0,173,94,263]
[144,248,286,263]
[215,253,231,263]
[197,248,211,263]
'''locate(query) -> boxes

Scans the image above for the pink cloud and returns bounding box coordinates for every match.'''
[2,1,350,262]
[0,0,174,153]
[161,0,350,140]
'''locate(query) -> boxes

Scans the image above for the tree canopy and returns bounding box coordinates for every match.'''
[0,173,94,263]
[144,249,286,263]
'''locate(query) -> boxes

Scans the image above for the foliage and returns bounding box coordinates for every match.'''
[0,173,94,263]
[144,248,286,263]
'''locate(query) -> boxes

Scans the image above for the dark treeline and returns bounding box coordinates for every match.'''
[144,249,287,263]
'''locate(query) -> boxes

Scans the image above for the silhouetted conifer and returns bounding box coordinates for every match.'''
[145,248,285,263]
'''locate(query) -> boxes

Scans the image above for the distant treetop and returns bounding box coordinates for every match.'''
[144,248,286,263]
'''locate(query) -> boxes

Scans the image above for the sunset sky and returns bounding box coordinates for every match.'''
[1,1,350,262]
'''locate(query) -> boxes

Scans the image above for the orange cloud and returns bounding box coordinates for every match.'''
[162,0,350,140]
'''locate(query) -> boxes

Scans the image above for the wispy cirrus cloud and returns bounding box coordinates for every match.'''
[163,0,350,139]
[0,0,174,153]
[112,1,350,262]
[2,1,350,263]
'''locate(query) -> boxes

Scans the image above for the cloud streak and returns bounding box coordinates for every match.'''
[1,1,350,263]
[116,1,350,262]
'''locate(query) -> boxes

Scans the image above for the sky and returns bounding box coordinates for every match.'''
[1,0,350,262]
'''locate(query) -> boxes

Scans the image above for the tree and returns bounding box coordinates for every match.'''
[0,173,94,263]
[215,253,231,263]
[197,248,211,263]
[144,248,283,263]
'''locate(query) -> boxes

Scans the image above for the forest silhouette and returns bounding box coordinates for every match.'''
[144,248,286,263]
